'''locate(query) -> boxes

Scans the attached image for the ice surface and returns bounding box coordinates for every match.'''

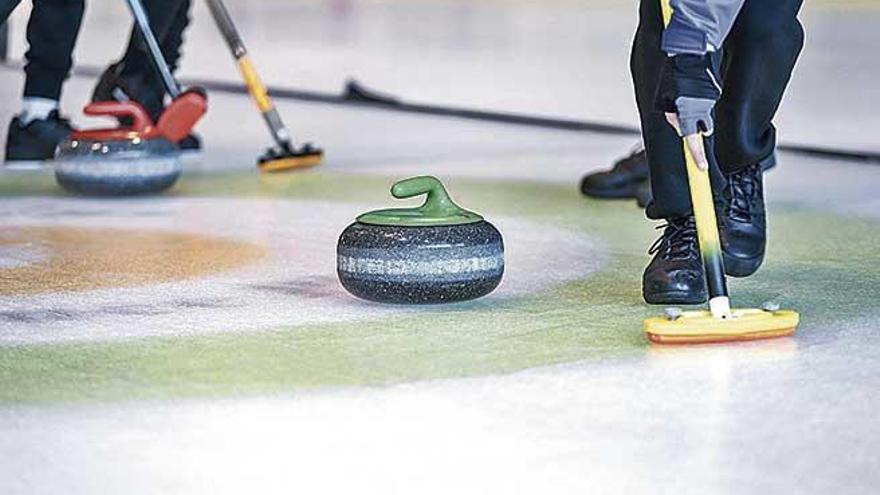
[0,198,607,345]
[2,342,879,495]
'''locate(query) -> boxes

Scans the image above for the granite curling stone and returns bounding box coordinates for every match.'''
[54,101,183,196]
[55,135,181,196]
[337,176,504,304]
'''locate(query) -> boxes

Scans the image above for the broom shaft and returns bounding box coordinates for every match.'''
[205,0,292,148]
[683,135,730,313]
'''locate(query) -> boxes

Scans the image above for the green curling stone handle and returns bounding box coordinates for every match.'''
[357,176,484,226]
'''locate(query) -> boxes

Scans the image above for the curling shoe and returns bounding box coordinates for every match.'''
[580,145,649,199]
[643,216,707,305]
[5,111,73,162]
[719,160,767,278]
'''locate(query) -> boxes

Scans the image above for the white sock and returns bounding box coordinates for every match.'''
[19,97,59,125]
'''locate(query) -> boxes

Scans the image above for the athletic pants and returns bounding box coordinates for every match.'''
[23,0,84,100]
[632,0,805,218]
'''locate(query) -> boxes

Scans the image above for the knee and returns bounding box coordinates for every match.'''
[734,4,804,50]
[736,17,778,46]
[739,21,804,60]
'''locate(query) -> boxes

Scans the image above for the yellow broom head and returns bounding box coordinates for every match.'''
[257,145,323,173]
[644,308,799,345]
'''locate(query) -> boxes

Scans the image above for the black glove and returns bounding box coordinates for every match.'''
[656,54,722,136]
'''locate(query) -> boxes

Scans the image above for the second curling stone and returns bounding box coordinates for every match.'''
[337,176,504,304]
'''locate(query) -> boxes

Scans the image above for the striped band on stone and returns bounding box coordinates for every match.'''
[338,254,502,278]
[336,220,505,303]
[56,156,180,175]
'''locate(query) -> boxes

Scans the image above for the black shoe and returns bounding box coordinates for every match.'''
[643,216,707,305]
[580,145,648,199]
[719,160,767,277]
[5,111,74,162]
[92,62,165,124]
[178,133,202,152]
[634,178,653,209]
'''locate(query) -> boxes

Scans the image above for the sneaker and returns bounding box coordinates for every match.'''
[580,144,649,199]
[5,111,74,162]
[719,160,767,277]
[643,216,707,304]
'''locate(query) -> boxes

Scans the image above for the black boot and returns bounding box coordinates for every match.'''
[719,160,767,277]
[5,111,74,162]
[580,145,648,199]
[643,216,707,305]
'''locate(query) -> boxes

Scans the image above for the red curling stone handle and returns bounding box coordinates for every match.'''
[82,101,154,132]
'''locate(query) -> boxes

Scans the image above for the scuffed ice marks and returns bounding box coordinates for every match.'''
[0,243,50,269]
[249,276,341,299]
[0,298,234,324]
[0,198,609,345]
[1,198,177,220]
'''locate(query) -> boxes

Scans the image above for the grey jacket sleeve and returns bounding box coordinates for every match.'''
[661,0,746,55]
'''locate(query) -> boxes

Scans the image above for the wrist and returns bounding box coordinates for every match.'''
[661,16,710,56]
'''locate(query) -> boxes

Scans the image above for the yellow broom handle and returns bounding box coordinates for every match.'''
[660,0,673,24]
[660,0,729,312]
[238,56,273,113]
[684,137,723,261]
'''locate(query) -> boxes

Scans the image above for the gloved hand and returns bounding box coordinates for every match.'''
[656,54,722,137]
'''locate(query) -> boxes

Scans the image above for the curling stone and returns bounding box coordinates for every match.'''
[55,93,205,196]
[337,176,504,304]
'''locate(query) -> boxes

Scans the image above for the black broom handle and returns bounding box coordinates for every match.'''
[205,0,245,57]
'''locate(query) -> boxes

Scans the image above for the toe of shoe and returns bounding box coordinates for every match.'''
[642,268,707,304]
[580,175,639,198]
[723,252,764,277]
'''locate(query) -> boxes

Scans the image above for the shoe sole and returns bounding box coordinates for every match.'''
[643,290,708,306]
[723,252,764,278]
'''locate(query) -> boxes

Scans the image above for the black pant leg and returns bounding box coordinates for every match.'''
[140,0,191,98]
[715,0,805,173]
[631,0,690,219]
[1,0,24,25]
[119,0,188,77]
[160,0,190,73]
[23,0,85,100]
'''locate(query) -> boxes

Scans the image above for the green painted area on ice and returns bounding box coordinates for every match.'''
[1,170,879,403]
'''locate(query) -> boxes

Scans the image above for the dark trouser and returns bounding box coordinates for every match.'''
[632,0,805,219]
[118,0,191,81]
[23,0,84,100]
[1,0,24,26]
